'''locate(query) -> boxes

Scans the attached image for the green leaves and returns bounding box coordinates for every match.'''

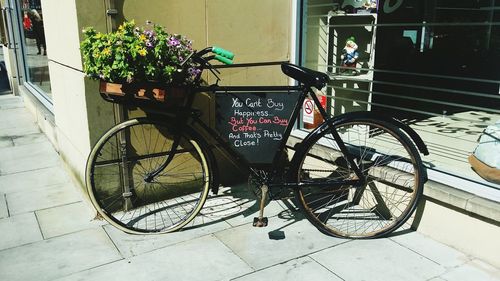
[80,20,199,85]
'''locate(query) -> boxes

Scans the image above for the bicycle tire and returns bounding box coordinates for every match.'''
[86,118,213,234]
[294,118,424,238]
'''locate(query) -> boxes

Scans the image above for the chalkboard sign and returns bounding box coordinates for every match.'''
[215,90,301,164]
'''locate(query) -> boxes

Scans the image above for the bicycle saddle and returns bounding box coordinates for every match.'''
[281,63,329,89]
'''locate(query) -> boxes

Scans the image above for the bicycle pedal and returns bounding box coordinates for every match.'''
[253,217,268,227]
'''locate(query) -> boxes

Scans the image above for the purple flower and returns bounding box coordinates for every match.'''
[144,30,155,38]
[168,37,180,47]
[188,67,201,77]
[145,40,154,48]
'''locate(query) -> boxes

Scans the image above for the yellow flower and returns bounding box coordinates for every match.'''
[102,48,111,56]
[139,34,146,41]
[118,24,124,31]
[138,49,147,56]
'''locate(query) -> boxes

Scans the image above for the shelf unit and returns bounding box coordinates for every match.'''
[326,10,378,115]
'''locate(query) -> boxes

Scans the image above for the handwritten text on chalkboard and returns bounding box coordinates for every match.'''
[216,91,300,163]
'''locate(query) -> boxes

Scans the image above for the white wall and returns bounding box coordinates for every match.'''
[41,0,90,185]
[42,0,82,70]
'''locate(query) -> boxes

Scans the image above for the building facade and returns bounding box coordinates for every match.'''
[1,0,499,266]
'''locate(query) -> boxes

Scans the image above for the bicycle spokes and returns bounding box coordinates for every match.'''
[296,119,424,238]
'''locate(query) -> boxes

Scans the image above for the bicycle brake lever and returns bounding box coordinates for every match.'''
[204,56,221,74]
[206,62,221,82]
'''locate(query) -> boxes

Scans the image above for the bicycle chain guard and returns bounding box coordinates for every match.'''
[248,169,293,201]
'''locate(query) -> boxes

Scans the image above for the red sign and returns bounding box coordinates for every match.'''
[304,100,314,114]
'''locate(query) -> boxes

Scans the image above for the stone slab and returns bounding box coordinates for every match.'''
[0,104,31,116]
[0,94,22,102]
[466,196,500,222]
[6,182,81,215]
[424,181,475,210]
[12,133,49,146]
[233,256,342,281]
[311,238,446,281]
[0,212,43,251]
[0,95,24,109]
[0,228,122,281]
[36,201,104,239]
[0,95,22,104]
[0,193,7,218]
[0,137,13,148]
[54,235,252,281]
[215,215,344,270]
[0,102,25,110]
[0,141,60,175]
[439,259,500,281]
[103,213,232,258]
[0,166,71,195]
[0,107,36,131]
[0,124,41,138]
[390,231,469,268]
[417,199,500,269]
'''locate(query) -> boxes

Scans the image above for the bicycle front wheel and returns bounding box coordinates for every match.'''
[86,118,213,234]
[295,119,424,238]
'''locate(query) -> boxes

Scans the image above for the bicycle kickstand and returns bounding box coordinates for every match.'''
[253,184,269,227]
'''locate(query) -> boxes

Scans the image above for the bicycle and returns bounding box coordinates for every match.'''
[85,46,429,239]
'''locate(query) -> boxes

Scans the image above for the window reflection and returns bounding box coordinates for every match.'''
[301,0,500,186]
[21,0,51,97]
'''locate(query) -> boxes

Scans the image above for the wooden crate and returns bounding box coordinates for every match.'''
[99,81,188,107]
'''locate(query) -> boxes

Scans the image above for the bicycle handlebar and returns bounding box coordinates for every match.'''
[212,46,235,60]
[193,46,234,66]
[214,55,233,65]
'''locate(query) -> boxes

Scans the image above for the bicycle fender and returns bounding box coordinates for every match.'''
[315,111,429,155]
[335,111,429,156]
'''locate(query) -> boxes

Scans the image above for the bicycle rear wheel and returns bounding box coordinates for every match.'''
[86,118,213,234]
[295,119,424,238]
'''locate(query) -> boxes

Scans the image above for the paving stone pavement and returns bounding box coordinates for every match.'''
[1,94,500,281]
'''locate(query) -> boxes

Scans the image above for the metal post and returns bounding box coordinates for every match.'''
[105,0,133,210]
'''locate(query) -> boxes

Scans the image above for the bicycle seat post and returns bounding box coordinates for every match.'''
[253,184,269,227]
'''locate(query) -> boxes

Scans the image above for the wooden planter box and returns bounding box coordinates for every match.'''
[99,81,188,108]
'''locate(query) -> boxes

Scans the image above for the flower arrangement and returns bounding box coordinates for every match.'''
[81,20,201,85]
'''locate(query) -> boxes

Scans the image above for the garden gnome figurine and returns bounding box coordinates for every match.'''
[340,36,359,75]
[364,0,377,10]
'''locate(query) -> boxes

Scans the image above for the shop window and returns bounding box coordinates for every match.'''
[299,0,500,190]
[20,0,51,98]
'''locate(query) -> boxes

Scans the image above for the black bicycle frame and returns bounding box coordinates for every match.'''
[144,83,367,191]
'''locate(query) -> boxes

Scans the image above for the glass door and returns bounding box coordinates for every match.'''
[19,0,51,97]
[4,0,52,108]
